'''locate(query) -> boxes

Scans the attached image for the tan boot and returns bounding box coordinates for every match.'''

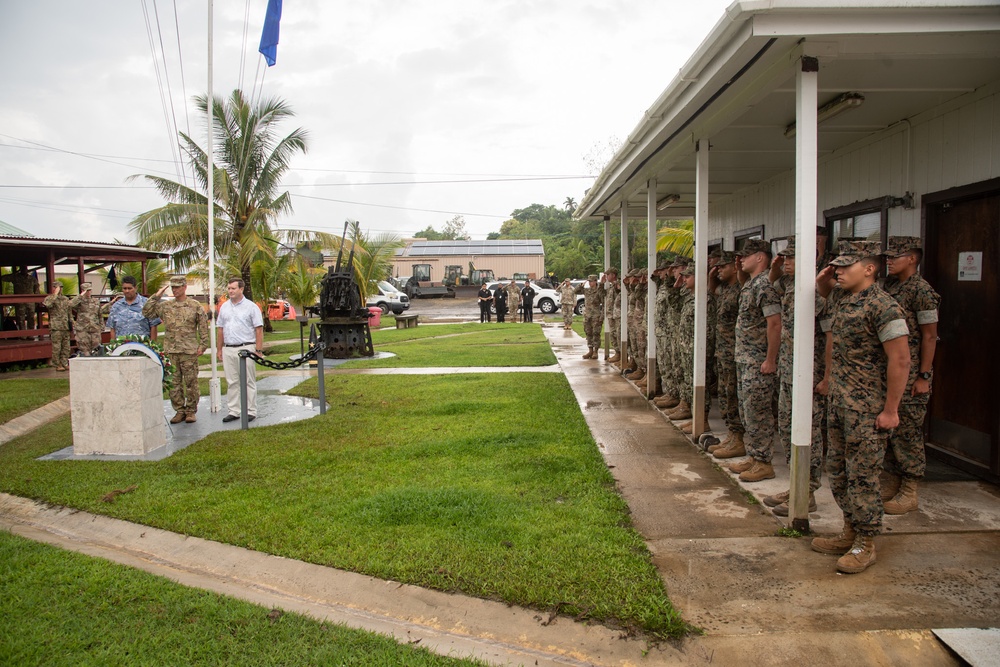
[739,460,775,482]
[627,370,646,383]
[707,430,736,453]
[729,458,754,474]
[771,492,817,516]
[657,395,681,410]
[763,489,790,508]
[608,351,621,364]
[712,433,746,459]
[170,412,185,424]
[836,535,877,574]
[680,421,693,434]
[589,347,599,360]
[811,519,857,555]
[184,413,198,424]
[582,349,594,359]
[884,478,919,515]
[667,401,692,420]
[880,470,902,502]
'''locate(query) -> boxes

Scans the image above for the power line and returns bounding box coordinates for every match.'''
[0,197,136,219]
[170,0,193,182]
[289,176,593,187]
[292,193,508,218]
[140,0,184,184]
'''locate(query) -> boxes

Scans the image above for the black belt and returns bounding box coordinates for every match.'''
[224,342,255,347]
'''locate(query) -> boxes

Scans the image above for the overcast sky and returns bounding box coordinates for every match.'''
[0,0,733,245]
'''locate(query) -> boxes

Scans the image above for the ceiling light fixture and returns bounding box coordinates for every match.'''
[656,194,681,211]
[784,92,865,139]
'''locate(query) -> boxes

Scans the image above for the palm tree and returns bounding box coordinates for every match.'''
[96,258,171,295]
[283,255,323,316]
[128,89,331,302]
[326,220,402,304]
[656,219,694,256]
[564,196,577,212]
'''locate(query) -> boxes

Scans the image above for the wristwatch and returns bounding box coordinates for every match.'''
[918,371,932,380]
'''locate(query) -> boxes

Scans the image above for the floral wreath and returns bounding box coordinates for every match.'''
[103,334,174,390]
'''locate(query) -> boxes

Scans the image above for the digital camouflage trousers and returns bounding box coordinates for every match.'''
[169,353,200,415]
[882,400,927,480]
[827,403,887,536]
[777,380,825,490]
[736,362,777,462]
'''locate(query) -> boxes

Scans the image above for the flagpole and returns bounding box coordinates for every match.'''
[207,0,221,412]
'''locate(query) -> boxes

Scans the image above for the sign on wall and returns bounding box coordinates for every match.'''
[957,251,982,282]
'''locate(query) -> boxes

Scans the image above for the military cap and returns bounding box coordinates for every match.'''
[709,247,723,260]
[679,265,695,277]
[817,225,830,237]
[883,236,922,257]
[587,274,598,281]
[80,282,92,291]
[778,236,796,257]
[737,238,771,256]
[717,250,736,266]
[169,275,188,288]
[625,268,639,278]
[604,266,619,276]
[670,256,692,268]
[655,260,672,271]
[636,267,648,277]
[834,236,865,256]
[829,240,883,266]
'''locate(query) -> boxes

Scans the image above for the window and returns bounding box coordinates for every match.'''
[824,197,891,249]
[734,226,764,252]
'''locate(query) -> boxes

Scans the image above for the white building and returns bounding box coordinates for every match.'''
[577,1,1000,483]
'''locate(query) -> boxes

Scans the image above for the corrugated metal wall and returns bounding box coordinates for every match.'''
[390,255,545,281]
[710,82,1000,246]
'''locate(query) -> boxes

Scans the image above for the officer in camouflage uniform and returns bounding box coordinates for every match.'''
[708,251,744,453]
[811,240,909,574]
[576,274,605,359]
[625,268,648,382]
[765,237,827,515]
[43,282,72,371]
[143,275,210,424]
[652,261,677,408]
[604,267,621,362]
[558,279,576,330]
[623,269,640,375]
[1,266,39,332]
[670,264,716,433]
[661,258,689,414]
[69,282,103,356]
[506,280,521,323]
[717,239,781,483]
[880,236,940,515]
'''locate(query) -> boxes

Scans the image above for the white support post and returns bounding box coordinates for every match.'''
[603,216,612,359]
[693,140,709,437]
[620,206,629,359]
[206,0,221,413]
[646,181,657,397]
[790,55,819,531]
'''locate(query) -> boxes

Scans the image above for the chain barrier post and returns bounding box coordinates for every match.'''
[317,343,326,415]
[239,351,249,430]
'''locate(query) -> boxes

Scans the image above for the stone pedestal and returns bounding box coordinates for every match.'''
[70,356,166,456]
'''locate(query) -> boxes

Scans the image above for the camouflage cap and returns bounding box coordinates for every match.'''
[829,240,883,266]
[679,265,695,277]
[636,267,648,278]
[716,250,737,266]
[604,266,619,276]
[737,238,770,256]
[655,260,672,271]
[80,282,92,291]
[669,256,692,268]
[625,268,640,278]
[587,274,598,281]
[777,236,796,257]
[169,275,188,288]
[834,236,866,256]
[884,236,922,257]
[709,247,723,260]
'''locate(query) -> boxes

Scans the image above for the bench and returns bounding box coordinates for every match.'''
[395,314,419,329]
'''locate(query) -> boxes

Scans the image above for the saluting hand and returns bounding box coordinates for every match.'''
[156,285,170,298]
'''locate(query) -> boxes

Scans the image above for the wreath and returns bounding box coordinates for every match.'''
[103,335,174,390]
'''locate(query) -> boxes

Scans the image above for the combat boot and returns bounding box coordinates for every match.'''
[170,412,185,424]
[739,460,775,482]
[707,430,737,453]
[680,421,693,434]
[589,347,599,360]
[712,432,746,459]
[763,489,790,507]
[627,369,646,383]
[582,349,594,359]
[728,458,754,474]
[884,478,919,515]
[811,518,856,555]
[656,395,680,409]
[836,535,877,574]
[608,351,621,364]
[185,413,198,424]
[880,470,902,502]
[771,492,817,516]
[667,401,692,420]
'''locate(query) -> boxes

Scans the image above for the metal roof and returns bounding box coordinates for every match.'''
[403,240,545,256]
[0,220,33,237]
[0,236,169,268]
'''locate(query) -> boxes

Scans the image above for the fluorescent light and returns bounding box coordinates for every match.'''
[656,194,680,211]
[784,92,865,139]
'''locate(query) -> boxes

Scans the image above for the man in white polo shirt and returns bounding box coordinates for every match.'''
[217,278,264,423]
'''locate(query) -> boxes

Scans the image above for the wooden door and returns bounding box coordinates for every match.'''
[925,189,1000,480]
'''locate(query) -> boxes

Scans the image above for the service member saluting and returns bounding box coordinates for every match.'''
[217,278,264,423]
[143,275,210,424]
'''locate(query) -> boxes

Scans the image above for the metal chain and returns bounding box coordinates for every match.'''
[238,343,326,370]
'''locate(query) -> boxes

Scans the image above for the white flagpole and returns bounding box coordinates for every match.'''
[207,0,221,412]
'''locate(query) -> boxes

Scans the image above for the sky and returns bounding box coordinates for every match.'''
[0,0,734,245]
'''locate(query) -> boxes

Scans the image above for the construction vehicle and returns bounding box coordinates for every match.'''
[443,265,464,287]
[467,262,495,286]
[404,263,456,299]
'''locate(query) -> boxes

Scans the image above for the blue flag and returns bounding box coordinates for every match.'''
[258,0,282,67]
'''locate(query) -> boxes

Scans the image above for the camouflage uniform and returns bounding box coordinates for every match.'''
[631,273,648,371]
[827,267,908,537]
[43,291,72,368]
[665,264,687,396]
[577,280,605,348]
[775,270,827,491]
[69,292,103,356]
[715,278,743,434]
[653,274,673,395]
[2,270,39,330]
[626,278,640,368]
[559,282,576,328]
[735,270,782,464]
[506,282,521,323]
[678,280,717,408]
[605,278,621,349]
[143,293,210,416]
[882,268,940,481]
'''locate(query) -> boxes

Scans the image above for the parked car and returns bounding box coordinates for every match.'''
[366,280,410,315]
[484,281,561,315]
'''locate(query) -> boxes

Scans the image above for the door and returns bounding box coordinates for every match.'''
[924,188,1000,480]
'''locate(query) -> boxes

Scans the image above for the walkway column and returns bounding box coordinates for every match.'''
[790,55,819,531]
[692,141,709,437]
[620,206,629,358]
[603,215,611,359]
[646,180,657,397]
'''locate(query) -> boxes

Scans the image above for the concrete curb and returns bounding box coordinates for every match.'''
[0,395,70,446]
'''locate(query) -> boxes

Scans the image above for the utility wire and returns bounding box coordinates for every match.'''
[140,0,184,184]
[170,0,193,183]
[150,0,186,186]
[292,192,507,218]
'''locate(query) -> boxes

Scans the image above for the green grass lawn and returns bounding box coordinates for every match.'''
[0,531,486,666]
[0,372,684,639]
[0,379,70,424]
